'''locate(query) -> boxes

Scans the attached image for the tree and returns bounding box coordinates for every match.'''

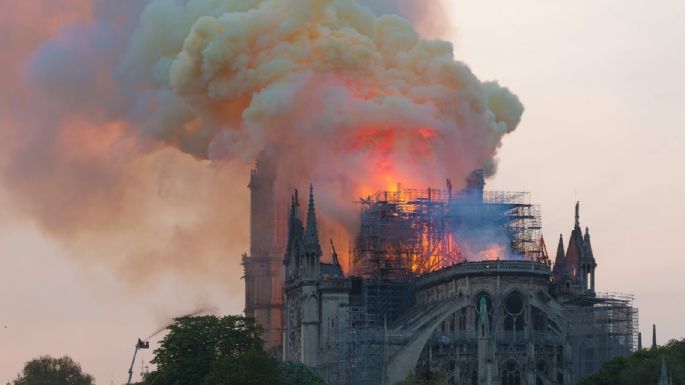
[203,350,280,385]
[279,361,327,385]
[141,315,329,385]
[12,356,94,385]
[147,315,264,385]
[578,338,685,385]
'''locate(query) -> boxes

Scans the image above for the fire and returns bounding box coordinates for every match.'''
[477,244,506,261]
[352,180,527,279]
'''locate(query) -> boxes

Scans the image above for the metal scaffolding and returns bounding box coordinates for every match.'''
[569,292,639,380]
[322,307,385,385]
[352,185,547,280]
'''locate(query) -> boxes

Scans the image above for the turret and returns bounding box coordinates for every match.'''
[583,226,597,292]
[555,202,597,295]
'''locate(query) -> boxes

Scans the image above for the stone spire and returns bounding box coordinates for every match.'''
[305,185,322,257]
[553,234,568,282]
[284,189,304,271]
[653,324,657,349]
[575,201,580,229]
[292,189,301,220]
[556,234,565,262]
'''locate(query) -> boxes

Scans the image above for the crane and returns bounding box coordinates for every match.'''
[127,339,149,385]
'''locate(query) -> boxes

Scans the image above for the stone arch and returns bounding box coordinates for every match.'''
[387,283,567,385]
[386,297,471,384]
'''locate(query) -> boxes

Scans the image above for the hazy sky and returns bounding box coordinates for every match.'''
[1,1,684,384]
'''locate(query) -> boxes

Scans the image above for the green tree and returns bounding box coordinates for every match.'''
[203,350,280,385]
[279,361,327,385]
[12,356,94,385]
[147,315,264,385]
[579,338,685,385]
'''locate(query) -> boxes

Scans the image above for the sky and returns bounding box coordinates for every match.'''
[1,0,684,384]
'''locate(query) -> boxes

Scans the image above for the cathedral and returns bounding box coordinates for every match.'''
[243,162,638,385]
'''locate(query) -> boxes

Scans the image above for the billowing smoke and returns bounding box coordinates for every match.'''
[122,0,523,237]
[0,0,523,286]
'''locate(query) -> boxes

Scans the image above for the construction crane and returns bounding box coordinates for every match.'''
[127,339,149,385]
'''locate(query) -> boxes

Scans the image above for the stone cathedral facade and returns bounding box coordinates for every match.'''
[246,166,638,385]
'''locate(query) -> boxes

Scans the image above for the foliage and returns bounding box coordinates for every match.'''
[147,315,264,385]
[578,339,685,385]
[279,361,327,385]
[202,350,280,385]
[394,368,448,385]
[11,356,94,385]
[140,315,327,385]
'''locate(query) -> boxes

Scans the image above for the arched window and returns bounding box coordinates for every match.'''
[501,360,522,385]
[503,292,524,331]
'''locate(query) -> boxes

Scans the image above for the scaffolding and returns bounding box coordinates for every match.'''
[569,292,639,380]
[352,183,547,280]
[324,307,385,385]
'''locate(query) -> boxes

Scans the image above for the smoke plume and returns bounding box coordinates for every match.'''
[0,0,523,286]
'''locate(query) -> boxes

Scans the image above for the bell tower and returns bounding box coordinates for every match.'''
[242,150,286,354]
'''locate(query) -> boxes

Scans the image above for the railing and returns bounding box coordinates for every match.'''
[320,280,352,290]
[424,330,563,346]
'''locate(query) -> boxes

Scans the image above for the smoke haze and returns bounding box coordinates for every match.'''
[0,0,522,286]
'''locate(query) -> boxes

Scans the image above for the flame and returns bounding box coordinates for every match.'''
[478,244,506,261]
[355,184,517,277]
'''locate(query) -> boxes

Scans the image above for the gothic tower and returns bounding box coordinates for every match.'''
[284,186,323,364]
[242,151,286,354]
